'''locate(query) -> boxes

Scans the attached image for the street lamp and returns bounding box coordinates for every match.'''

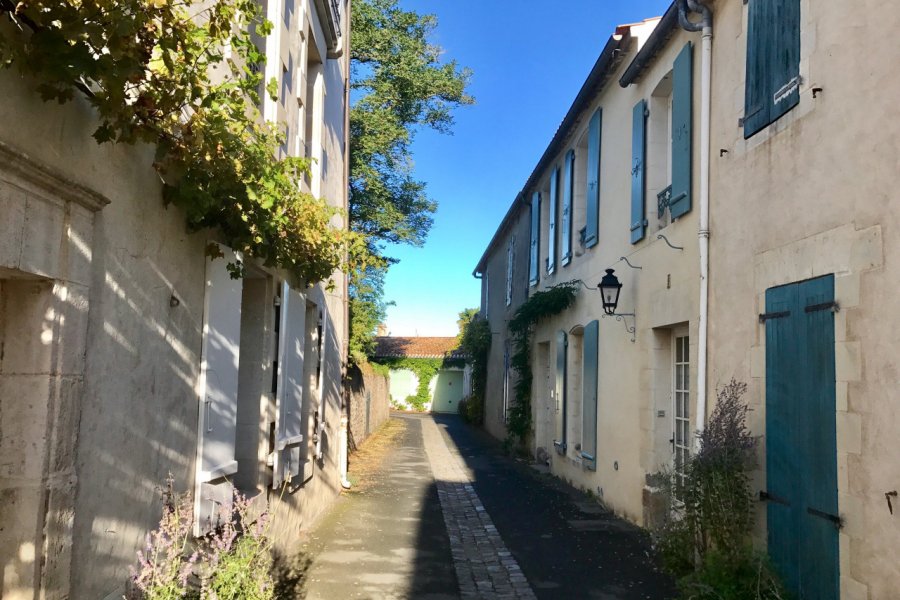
[596,268,636,343]
[598,269,622,315]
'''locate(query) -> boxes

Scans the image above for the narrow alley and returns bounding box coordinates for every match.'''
[302,414,675,599]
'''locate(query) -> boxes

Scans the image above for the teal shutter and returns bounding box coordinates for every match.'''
[744,0,800,138]
[581,320,599,470]
[561,150,574,265]
[770,0,801,122]
[529,192,540,286]
[555,330,567,452]
[584,108,602,248]
[547,167,558,274]
[670,42,693,219]
[630,100,647,244]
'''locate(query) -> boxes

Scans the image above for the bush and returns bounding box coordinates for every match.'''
[128,478,278,600]
[458,394,484,425]
[654,380,787,599]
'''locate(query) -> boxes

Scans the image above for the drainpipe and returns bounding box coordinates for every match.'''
[679,0,712,451]
[340,0,352,490]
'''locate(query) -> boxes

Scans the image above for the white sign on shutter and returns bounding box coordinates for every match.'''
[194,243,242,536]
[273,281,306,486]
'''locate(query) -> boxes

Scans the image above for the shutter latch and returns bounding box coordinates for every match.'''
[804,301,839,314]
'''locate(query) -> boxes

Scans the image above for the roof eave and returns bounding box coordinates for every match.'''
[473,29,633,277]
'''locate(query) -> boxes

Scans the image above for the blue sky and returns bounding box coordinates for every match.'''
[381,0,672,337]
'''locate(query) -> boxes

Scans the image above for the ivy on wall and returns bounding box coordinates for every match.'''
[0,0,372,284]
[372,356,465,412]
[457,313,491,424]
[507,281,580,447]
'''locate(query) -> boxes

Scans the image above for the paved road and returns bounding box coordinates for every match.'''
[302,414,674,599]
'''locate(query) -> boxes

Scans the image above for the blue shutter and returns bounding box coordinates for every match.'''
[561,150,574,265]
[554,330,567,452]
[584,108,602,248]
[744,0,800,138]
[670,42,693,219]
[770,0,801,123]
[529,192,540,286]
[582,320,599,470]
[630,100,647,244]
[547,167,558,274]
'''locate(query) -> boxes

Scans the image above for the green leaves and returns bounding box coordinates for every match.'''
[348,0,473,360]
[1,0,356,285]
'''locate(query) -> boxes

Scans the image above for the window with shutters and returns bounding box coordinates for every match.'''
[553,330,568,454]
[581,320,599,471]
[743,0,801,138]
[561,150,575,265]
[648,43,693,228]
[195,244,243,535]
[630,100,648,244]
[502,341,511,423]
[546,166,559,275]
[505,237,514,306]
[529,192,540,287]
[583,109,602,248]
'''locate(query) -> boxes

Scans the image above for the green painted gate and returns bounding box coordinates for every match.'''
[764,275,839,600]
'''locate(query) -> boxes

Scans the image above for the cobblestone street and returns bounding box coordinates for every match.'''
[302,414,674,599]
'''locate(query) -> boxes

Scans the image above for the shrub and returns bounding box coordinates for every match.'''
[128,479,278,600]
[654,380,787,599]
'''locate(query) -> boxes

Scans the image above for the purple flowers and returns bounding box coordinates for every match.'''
[128,477,276,600]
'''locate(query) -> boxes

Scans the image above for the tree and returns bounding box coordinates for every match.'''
[348,0,473,361]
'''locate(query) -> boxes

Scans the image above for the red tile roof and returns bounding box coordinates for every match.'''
[373,336,465,360]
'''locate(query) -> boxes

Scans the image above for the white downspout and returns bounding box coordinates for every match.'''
[680,0,712,450]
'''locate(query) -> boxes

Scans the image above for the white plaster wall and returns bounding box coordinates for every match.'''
[707,1,900,596]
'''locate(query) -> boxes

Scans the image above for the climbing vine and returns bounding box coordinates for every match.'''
[372,356,465,411]
[507,281,580,446]
[0,0,369,283]
[457,311,491,424]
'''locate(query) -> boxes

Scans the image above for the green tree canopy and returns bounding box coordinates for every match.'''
[348,0,473,361]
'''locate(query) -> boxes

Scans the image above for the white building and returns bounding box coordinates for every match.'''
[0,1,350,598]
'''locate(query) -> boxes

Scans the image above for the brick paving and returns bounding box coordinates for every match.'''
[421,417,537,600]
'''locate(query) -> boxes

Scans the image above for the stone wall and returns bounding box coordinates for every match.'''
[346,363,390,451]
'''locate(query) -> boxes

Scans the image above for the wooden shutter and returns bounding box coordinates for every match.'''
[547,167,558,274]
[670,42,693,219]
[582,320,599,470]
[555,330,567,451]
[195,243,242,535]
[744,0,800,138]
[770,0,801,122]
[630,100,647,244]
[561,150,574,264]
[584,108,602,248]
[529,191,540,287]
[273,281,306,487]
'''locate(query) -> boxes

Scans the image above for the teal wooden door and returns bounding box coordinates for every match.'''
[764,275,839,600]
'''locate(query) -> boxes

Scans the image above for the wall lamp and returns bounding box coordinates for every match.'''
[597,269,636,343]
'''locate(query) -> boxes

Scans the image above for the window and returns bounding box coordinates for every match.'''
[483,272,489,318]
[195,243,242,535]
[547,167,559,274]
[630,100,647,243]
[553,330,568,453]
[505,236,514,306]
[583,108,602,248]
[649,42,692,226]
[743,0,800,138]
[561,150,574,265]
[581,320,599,470]
[529,192,540,287]
[502,341,511,423]
[673,334,690,494]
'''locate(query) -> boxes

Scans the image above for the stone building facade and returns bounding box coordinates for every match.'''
[0,1,350,598]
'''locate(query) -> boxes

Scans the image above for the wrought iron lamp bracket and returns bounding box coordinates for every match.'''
[601,312,636,343]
